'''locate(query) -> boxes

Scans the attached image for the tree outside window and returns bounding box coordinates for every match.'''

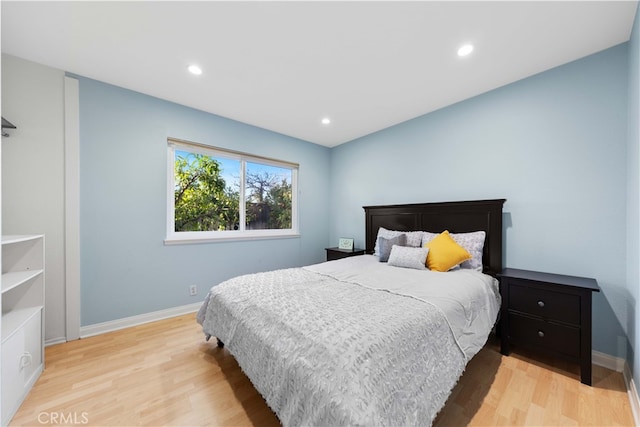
[245,162,292,230]
[167,140,298,243]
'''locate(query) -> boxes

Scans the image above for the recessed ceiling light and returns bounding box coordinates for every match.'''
[188,64,202,75]
[457,44,474,57]
[321,117,331,125]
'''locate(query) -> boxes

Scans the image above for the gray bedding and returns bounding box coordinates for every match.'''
[197,256,500,426]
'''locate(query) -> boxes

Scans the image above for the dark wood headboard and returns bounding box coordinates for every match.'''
[364,199,506,275]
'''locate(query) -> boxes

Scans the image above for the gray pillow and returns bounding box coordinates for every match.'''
[378,234,407,262]
[388,245,429,270]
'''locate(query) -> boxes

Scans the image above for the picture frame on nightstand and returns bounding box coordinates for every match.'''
[338,238,354,251]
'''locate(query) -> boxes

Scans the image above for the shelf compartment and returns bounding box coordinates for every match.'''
[1,270,44,294]
[2,235,44,275]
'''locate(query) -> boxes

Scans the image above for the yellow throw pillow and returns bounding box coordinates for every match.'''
[425,230,472,272]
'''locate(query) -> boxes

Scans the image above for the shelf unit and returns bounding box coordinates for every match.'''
[1,235,45,426]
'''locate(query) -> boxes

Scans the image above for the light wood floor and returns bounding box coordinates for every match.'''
[10,313,634,426]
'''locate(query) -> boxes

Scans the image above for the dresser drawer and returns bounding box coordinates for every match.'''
[508,313,580,358]
[509,282,580,325]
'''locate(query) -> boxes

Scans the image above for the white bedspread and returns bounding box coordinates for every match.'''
[198,255,500,426]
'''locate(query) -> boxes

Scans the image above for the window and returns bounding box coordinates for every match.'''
[166,139,298,243]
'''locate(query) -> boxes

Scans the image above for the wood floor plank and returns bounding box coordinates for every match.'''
[9,313,635,426]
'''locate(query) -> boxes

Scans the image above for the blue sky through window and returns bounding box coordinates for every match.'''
[176,150,292,192]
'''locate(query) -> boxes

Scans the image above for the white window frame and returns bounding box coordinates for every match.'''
[165,138,299,245]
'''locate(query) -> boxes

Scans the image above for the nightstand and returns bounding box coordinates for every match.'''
[499,268,600,386]
[325,247,365,261]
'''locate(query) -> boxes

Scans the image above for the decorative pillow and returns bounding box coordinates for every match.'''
[378,234,407,262]
[424,230,472,272]
[373,227,423,256]
[422,230,485,271]
[387,245,428,270]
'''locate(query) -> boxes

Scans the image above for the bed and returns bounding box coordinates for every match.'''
[197,199,505,426]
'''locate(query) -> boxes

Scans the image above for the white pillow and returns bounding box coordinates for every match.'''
[422,230,486,271]
[374,227,424,256]
[387,245,429,270]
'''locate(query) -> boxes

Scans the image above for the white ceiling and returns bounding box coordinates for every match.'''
[1,1,637,147]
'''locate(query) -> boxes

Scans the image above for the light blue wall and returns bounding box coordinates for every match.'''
[628,3,640,385]
[74,30,636,359]
[330,44,629,357]
[77,77,331,325]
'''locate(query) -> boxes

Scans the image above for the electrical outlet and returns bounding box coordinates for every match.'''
[189,285,197,296]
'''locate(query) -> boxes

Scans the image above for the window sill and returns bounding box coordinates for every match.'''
[164,231,301,245]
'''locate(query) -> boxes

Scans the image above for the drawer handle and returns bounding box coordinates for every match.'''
[537,330,545,338]
[19,352,32,370]
[537,300,545,308]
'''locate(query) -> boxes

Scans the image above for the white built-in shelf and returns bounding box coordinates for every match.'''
[1,234,45,425]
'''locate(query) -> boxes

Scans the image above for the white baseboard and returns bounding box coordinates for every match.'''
[80,302,202,339]
[593,349,625,372]
[594,350,640,426]
[591,350,639,426]
[623,361,640,427]
[45,337,68,347]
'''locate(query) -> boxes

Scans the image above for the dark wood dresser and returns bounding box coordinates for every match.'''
[325,247,365,261]
[498,268,600,385]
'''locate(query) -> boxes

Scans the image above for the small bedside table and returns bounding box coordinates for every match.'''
[499,268,600,386]
[325,247,365,261]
